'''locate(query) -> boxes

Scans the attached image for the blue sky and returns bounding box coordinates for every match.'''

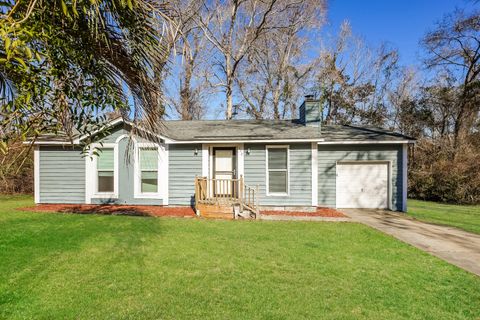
[325,0,476,66]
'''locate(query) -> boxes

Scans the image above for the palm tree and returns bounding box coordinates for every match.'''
[0,0,178,145]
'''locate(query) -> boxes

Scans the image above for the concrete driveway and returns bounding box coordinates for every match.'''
[342,209,480,276]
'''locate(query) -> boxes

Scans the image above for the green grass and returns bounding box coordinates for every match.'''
[1,195,479,319]
[408,199,480,235]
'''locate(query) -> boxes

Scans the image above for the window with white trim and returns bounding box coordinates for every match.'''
[97,148,114,193]
[139,147,158,194]
[267,146,289,195]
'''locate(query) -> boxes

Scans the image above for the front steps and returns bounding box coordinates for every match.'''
[196,203,257,220]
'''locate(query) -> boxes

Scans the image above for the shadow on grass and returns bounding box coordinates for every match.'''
[18,204,196,218]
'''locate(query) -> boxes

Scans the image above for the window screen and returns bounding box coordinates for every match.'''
[267,147,288,194]
[97,148,114,193]
[140,148,158,193]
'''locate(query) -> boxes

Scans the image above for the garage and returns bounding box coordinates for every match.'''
[336,162,390,209]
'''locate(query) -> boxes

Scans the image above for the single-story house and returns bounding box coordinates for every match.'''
[31,97,415,217]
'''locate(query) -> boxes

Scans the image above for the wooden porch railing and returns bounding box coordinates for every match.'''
[194,175,259,218]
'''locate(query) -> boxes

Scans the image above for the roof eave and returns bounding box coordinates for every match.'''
[168,138,325,144]
[317,139,415,145]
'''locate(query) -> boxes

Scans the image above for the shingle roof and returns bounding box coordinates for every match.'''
[162,120,321,141]
[33,118,415,143]
[320,124,414,142]
[162,119,414,142]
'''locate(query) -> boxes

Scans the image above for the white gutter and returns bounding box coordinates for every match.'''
[168,138,325,144]
[318,140,414,145]
[29,138,415,146]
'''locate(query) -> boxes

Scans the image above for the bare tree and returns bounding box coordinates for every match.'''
[422,9,480,148]
[196,0,302,119]
[165,0,210,120]
[388,67,421,133]
[315,22,399,126]
[237,0,326,119]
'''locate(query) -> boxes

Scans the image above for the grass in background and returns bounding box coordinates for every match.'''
[0,195,479,319]
[408,199,480,235]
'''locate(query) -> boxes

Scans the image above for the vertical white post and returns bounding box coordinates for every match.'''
[34,146,40,204]
[237,143,245,178]
[85,149,93,204]
[162,144,169,205]
[402,143,408,212]
[201,144,209,177]
[311,142,318,207]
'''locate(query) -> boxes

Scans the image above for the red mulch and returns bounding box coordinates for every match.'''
[261,207,346,218]
[19,204,345,218]
[20,204,196,217]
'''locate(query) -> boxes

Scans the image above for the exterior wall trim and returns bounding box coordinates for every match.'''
[85,142,119,202]
[172,138,323,144]
[163,145,169,205]
[201,144,209,177]
[238,143,245,179]
[311,142,318,207]
[33,138,414,146]
[402,144,408,212]
[34,146,40,203]
[318,140,413,145]
[133,142,165,200]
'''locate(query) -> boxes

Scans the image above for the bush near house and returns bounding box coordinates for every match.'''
[409,138,480,205]
[0,143,33,194]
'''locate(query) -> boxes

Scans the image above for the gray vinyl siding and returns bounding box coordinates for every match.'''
[39,146,85,203]
[100,127,129,143]
[168,144,202,206]
[96,124,151,144]
[244,143,311,206]
[318,144,403,211]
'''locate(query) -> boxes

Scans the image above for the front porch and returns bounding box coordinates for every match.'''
[194,176,260,219]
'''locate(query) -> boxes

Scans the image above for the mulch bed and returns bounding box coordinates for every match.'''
[261,207,347,218]
[20,204,196,217]
[19,204,346,218]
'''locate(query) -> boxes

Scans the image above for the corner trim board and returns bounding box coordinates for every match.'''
[34,146,40,203]
[402,144,408,212]
[311,142,318,207]
[201,144,209,177]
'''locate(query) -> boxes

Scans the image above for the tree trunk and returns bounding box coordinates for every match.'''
[225,55,233,120]
[180,58,193,120]
[272,87,281,120]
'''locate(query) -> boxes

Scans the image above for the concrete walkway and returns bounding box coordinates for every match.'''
[259,215,350,222]
[342,209,480,276]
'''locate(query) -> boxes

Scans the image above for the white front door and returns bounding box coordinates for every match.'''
[213,148,236,195]
[336,162,389,209]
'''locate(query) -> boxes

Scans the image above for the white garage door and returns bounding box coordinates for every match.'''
[336,162,389,209]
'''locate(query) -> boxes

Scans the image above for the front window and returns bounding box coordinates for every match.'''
[267,146,289,195]
[139,148,158,193]
[97,148,114,193]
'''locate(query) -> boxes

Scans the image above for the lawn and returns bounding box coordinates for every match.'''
[408,199,480,235]
[1,195,479,319]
